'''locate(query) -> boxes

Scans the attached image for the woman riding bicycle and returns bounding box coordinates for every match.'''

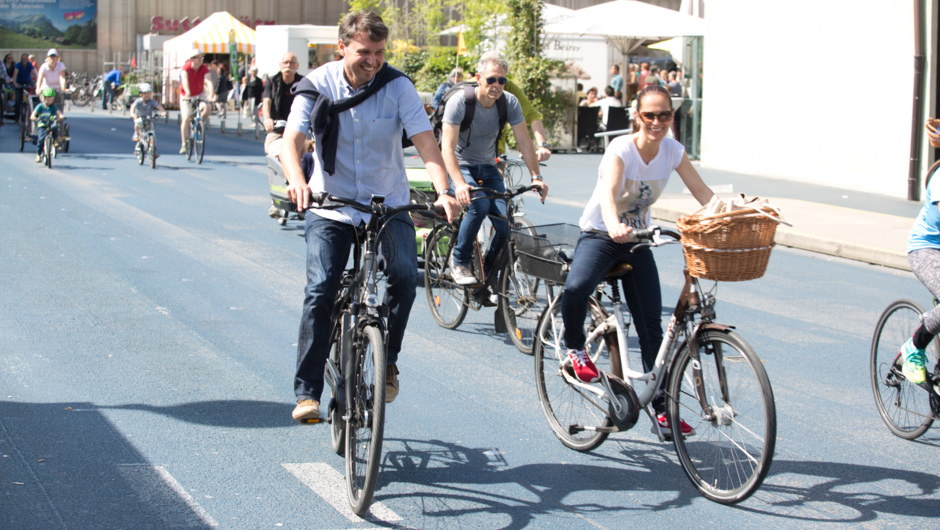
[899,121,940,385]
[559,85,717,435]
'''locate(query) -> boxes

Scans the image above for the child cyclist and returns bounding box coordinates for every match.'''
[31,87,64,162]
[559,85,718,438]
[130,83,166,141]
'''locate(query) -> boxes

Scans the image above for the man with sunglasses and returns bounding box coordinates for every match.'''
[440,51,548,286]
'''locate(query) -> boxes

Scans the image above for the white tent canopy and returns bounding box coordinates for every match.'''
[161,12,257,106]
[543,0,705,55]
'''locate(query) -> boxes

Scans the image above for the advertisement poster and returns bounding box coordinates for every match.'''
[0,0,97,49]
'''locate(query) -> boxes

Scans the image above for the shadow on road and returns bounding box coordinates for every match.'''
[371,437,940,528]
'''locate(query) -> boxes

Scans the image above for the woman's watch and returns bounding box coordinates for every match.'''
[532,175,543,182]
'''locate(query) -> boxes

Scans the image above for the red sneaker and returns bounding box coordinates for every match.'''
[653,413,696,438]
[567,348,600,383]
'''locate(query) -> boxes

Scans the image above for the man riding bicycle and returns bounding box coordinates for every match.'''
[440,51,547,286]
[31,87,64,162]
[178,49,215,154]
[13,53,37,121]
[281,11,459,422]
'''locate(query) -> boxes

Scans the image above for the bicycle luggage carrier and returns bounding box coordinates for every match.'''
[511,223,582,284]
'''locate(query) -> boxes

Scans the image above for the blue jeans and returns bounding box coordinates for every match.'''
[36,124,57,155]
[102,81,114,109]
[452,164,508,275]
[560,231,664,408]
[294,212,418,401]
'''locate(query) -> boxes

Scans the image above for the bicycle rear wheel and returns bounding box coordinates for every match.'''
[534,295,612,452]
[345,324,386,516]
[667,329,775,504]
[501,216,550,354]
[195,120,206,164]
[424,224,469,329]
[870,299,937,439]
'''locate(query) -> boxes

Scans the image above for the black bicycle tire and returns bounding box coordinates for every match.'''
[870,299,936,439]
[500,215,548,355]
[328,301,347,457]
[185,127,194,161]
[533,294,612,452]
[667,329,776,504]
[62,123,69,153]
[424,224,469,329]
[44,135,52,168]
[149,135,157,169]
[345,324,386,516]
[136,140,144,165]
[18,119,25,151]
[196,121,206,164]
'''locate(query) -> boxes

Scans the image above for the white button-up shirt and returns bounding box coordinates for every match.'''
[286,61,431,225]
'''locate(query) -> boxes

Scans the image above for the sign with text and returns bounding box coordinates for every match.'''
[0,0,97,49]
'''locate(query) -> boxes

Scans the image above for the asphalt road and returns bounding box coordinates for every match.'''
[1,108,938,529]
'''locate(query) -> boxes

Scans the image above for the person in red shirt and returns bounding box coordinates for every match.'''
[178,49,216,154]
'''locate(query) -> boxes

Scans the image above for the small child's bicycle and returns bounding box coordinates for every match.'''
[134,116,159,169]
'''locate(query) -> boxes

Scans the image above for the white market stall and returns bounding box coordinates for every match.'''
[161,11,257,107]
[255,25,339,79]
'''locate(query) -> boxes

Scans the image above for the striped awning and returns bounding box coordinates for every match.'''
[191,12,257,54]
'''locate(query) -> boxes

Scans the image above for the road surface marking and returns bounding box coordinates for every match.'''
[282,462,402,523]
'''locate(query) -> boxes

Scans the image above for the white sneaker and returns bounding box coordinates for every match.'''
[452,265,478,286]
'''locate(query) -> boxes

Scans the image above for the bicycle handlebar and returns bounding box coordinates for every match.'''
[467,184,541,200]
[628,225,681,252]
[497,153,548,168]
[310,192,446,218]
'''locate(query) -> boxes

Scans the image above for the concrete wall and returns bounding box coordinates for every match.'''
[700,0,936,199]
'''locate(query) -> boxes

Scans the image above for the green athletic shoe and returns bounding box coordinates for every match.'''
[901,338,927,384]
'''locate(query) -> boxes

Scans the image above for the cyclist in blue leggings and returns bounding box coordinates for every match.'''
[560,85,717,436]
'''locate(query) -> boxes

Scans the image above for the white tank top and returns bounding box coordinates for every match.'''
[579,135,685,232]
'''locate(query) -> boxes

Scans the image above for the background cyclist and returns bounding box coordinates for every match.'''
[559,85,716,436]
[130,83,166,141]
[440,51,547,286]
[31,87,63,162]
[178,49,215,154]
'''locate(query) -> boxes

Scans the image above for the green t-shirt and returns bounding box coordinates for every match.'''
[33,103,59,126]
[497,79,542,154]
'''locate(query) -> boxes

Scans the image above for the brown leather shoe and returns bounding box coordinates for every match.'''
[292,399,319,421]
[385,365,399,403]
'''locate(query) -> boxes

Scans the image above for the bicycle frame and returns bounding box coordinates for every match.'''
[546,233,724,430]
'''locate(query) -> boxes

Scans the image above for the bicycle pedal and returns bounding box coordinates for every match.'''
[298,418,322,424]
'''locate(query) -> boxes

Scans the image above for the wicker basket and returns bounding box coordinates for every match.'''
[676,207,782,282]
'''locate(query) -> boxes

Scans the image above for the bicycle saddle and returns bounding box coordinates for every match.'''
[605,263,633,280]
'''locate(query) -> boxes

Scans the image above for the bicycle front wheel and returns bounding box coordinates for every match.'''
[667,329,776,504]
[534,295,612,452]
[501,216,550,354]
[44,136,52,168]
[345,324,386,516]
[870,299,936,439]
[149,135,157,169]
[424,225,469,329]
[195,120,206,164]
[136,141,144,165]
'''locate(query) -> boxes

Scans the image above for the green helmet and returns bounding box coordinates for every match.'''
[41,87,56,98]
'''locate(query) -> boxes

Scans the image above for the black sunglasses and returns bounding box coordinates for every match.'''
[484,76,507,85]
[639,111,674,122]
